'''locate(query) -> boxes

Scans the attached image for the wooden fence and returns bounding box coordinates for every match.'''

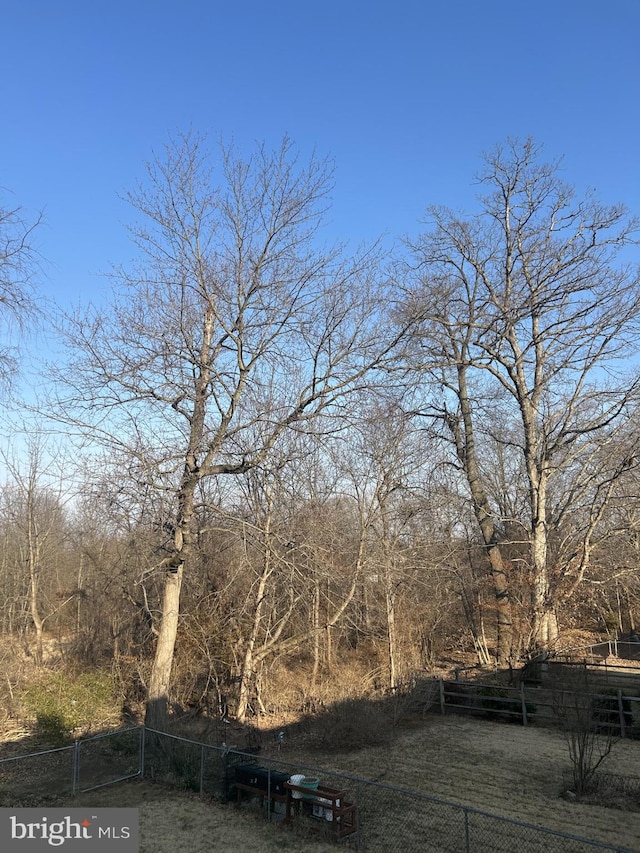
[435,675,640,737]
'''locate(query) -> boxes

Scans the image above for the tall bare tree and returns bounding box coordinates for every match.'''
[229,450,367,721]
[405,138,640,657]
[53,133,402,726]
[0,193,41,388]
[345,398,425,690]
[0,437,71,663]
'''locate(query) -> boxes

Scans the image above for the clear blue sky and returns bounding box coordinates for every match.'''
[1,0,639,310]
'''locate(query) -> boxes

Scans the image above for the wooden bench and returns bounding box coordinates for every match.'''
[284,780,358,838]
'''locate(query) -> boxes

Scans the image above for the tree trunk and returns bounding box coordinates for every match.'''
[381,520,399,691]
[311,576,321,686]
[385,581,398,691]
[527,464,560,650]
[145,564,183,729]
[452,364,514,664]
[236,555,272,723]
[26,484,44,666]
[145,475,196,728]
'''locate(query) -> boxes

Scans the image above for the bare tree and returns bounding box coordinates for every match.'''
[231,463,299,722]
[52,133,402,726]
[345,398,426,690]
[0,193,41,387]
[405,138,640,658]
[0,436,72,664]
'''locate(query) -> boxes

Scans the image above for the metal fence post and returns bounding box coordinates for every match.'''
[617,690,627,738]
[139,726,146,779]
[72,740,80,796]
[439,678,445,715]
[200,744,205,795]
[355,782,363,851]
[464,807,470,853]
[267,766,272,821]
[520,683,528,726]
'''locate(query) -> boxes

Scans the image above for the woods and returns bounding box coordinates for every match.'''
[2,137,640,728]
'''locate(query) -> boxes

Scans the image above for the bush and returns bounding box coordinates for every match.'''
[143,731,202,791]
[311,698,391,751]
[20,669,118,744]
[553,674,617,795]
[389,678,439,727]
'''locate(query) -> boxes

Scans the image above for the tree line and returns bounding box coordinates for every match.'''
[1,135,639,726]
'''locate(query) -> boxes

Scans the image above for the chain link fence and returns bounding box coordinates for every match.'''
[225,745,637,853]
[1,726,637,853]
[0,726,142,801]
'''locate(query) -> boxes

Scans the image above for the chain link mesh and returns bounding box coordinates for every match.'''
[1,727,636,852]
[0,745,75,802]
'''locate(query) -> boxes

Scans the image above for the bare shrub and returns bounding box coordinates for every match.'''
[389,677,439,727]
[553,666,617,795]
[263,655,382,719]
[311,697,391,751]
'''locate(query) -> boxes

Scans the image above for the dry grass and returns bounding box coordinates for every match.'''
[38,713,640,852]
[264,713,640,852]
[3,713,640,851]
[62,780,342,853]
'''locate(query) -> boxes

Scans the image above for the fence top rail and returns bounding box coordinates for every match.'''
[0,726,140,765]
[144,726,214,749]
[77,725,140,744]
[344,775,636,852]
[552,657,640,672]
[443,681,520,693]
[441,677,640,702]
[0,743,74,764]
